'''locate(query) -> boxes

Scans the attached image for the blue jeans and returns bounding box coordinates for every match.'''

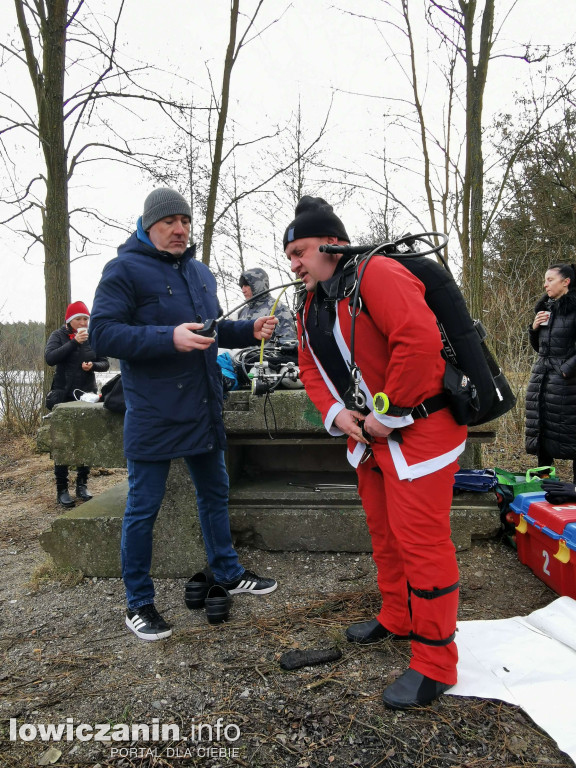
[122,451,243,610]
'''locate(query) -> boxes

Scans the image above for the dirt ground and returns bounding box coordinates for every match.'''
[0,434,574,768]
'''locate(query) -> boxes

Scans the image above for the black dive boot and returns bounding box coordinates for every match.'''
[382,669,452,710]
[76,466,93,502]
[57,484,75,508]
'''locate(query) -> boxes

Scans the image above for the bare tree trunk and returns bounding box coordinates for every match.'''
[17,0,71,335]
[201,0,266,266]
[15,0,70,397]
[460,0,494,318]
[202,0,240,266]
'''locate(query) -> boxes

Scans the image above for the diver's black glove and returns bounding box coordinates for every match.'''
[542,479,576,504]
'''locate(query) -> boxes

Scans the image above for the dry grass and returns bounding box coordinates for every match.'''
[27,559,85,593]
[482,402,574,481]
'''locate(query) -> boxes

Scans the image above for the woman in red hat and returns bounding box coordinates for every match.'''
[44,301,110,507]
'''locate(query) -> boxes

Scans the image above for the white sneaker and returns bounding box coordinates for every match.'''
[219,569,277,595]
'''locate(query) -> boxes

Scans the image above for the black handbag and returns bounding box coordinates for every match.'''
[45,388,68,411]
[100,374,126,414]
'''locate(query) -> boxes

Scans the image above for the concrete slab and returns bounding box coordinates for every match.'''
[40,478,500,577]
[38,391,501,577]
[39,460,206,578]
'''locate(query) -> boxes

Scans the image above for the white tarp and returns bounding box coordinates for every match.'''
[449,596,576,763]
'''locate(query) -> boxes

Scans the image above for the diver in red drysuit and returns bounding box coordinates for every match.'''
[284,196,467,709]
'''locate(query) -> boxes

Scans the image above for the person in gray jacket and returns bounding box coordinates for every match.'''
[238,268,296,344]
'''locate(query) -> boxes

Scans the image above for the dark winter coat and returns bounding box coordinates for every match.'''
[525,290,576,459]
[89,227,256,461]
[45,326,110,401]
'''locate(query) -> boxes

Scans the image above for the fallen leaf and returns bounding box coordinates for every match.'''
[37,746,62,765]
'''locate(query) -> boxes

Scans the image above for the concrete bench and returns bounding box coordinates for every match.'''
[38,391,500,577]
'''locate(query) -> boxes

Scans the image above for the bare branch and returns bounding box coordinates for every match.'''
[232,0,265,65]
[64,0,125,153]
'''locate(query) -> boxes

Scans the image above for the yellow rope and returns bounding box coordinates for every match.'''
[259,284,291,364]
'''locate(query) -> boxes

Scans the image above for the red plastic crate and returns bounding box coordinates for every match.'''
[509,492,576,598]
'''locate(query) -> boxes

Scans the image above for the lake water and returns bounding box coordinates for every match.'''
[3,370,119,386]
[0,370,120,419]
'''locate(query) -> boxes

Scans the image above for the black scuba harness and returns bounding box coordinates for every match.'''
[300,232,450,425]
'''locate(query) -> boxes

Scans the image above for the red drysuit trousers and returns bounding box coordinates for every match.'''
[356,443,459,684]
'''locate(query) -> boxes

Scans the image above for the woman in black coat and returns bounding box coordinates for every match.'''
[45,301,109,506]
[525,264,576,482]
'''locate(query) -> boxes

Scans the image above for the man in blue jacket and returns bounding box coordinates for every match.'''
[90,188,278,641]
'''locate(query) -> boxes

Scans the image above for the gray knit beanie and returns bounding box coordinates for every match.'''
[142,188,192,231]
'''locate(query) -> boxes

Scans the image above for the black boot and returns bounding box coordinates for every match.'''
[57,486,75,508]
[382,669,452,710]
[55,465,74,507]
[346,618,411,644]
[76,482,93,501]
[76,466,93,501]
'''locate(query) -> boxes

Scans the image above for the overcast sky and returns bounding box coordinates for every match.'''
[1,0,574,324]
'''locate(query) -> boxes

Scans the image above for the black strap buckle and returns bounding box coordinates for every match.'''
[412,402,429,419]
[412,393,450,420]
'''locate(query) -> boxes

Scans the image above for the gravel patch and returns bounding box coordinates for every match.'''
[0,436,573,768]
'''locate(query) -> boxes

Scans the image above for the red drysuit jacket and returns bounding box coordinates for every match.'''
[297,255,467,478]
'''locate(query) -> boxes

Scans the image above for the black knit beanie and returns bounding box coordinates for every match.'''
[142,188,192,231]
[283,196,349,250]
